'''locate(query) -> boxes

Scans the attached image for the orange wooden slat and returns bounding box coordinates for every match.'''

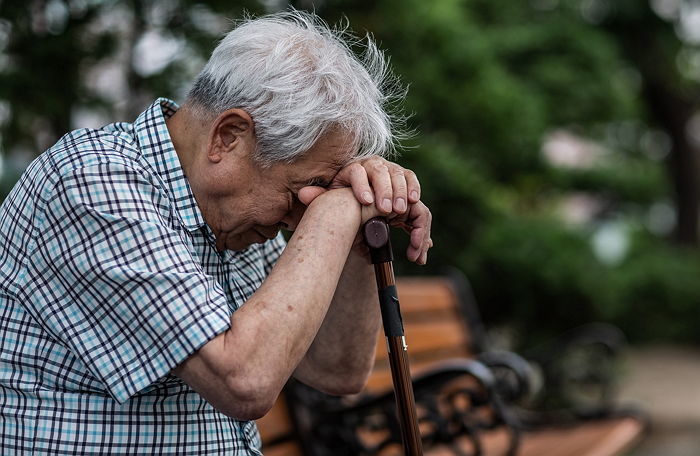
[394,278,457,314]
[260,440,304,456]
[338,417,645,456]
[365,359,437,393]
[256,394,293,443]
[514,417,645,456]
[374,320,470,362]
[367,278,473,394]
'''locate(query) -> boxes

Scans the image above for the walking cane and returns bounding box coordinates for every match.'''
[363,217,424,456]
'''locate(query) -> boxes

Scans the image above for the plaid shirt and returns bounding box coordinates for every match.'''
[0,99,286,455]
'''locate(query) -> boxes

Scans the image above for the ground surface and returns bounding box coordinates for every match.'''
[618,345,700,456]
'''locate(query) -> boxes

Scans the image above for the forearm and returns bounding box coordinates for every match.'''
[225,193,361,384]
[173,190,363,417]
[294,245,381,392]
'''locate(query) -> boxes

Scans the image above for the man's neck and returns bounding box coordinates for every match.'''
[166,106,209,178]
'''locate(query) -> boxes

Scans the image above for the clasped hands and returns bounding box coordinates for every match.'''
[298,157,432,265]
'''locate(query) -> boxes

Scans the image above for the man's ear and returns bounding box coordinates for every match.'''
[206,108,254,163]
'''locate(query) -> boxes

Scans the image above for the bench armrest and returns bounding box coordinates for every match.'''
[477,350,539,403]
[525,322,627,412]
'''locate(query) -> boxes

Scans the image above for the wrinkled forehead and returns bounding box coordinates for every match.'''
[285,129,356,184]
[312,127,357,163]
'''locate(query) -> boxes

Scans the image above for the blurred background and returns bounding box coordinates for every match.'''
[1,0,699,454]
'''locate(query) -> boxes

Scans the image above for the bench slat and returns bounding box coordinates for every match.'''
[256,394,293,442]
[394,278,458,313]
[374,320,470,361]
[260,441,304,456]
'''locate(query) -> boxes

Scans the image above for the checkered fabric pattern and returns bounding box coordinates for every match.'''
[0,99,286,455]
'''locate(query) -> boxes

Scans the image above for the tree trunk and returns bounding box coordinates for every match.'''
[604,5,700,246]
[645,81,700,245]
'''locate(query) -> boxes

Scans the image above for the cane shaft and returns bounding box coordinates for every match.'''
[373,260,395,288]
[366,217,423,456]
[373,261,422,455]
[386,335,422,456]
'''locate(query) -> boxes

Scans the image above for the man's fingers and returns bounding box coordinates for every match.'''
[405,169,421,204]
[366,160,393,213]
[419,249,428,266]
[390,168,408,214]
[399,201,432,265]
[405,238,431,264]
[332,163,376,205]
[407,237,431,265]
[406,245,420,263]
[335,157,422,217]
[345,164,374,205]
[410,226,426,248]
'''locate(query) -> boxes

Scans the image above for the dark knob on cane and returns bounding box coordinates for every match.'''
[363,217,393,264]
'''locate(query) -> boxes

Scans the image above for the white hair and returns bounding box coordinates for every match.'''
[186,10,407,166]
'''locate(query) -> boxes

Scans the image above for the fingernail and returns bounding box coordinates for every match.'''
[362,191,373,204]
[381,198,392,212]
[410,190,419,201]
[395,198,406,212]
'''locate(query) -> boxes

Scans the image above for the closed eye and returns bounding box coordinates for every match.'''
[305,177,331,188]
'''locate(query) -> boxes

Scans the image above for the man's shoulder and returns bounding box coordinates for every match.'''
[44,123,143,177]
[11,123,162,215]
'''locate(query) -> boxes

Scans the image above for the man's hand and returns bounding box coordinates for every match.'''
[298,157,433,265]
[331,157,421,214]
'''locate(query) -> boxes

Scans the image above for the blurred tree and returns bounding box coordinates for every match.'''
[1,0,699,344]
[0,1,115,164]
[301,0,696,344]
[600,1,700,246]
[0,0,262,174]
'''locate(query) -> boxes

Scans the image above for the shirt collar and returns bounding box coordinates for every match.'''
[134,98,206,232]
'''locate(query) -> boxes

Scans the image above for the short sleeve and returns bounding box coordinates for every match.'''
[261,232,286,275]
[26,161,231,403]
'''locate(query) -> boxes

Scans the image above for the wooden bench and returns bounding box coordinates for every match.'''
[256,393,302,456]
[257,276,647,455]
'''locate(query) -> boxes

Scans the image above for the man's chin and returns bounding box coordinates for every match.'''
[254,225,282,240]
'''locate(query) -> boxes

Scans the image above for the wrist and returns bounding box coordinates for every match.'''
[310,188,360,215]
[303,188,362,230]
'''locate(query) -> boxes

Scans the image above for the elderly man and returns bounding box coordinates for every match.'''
[0,11,431,455]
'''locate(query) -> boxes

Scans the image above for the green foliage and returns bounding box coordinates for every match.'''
[0,1,115,152]
[324,0,641,180]
[467,215,604,346]
[0,0,264,165]
[549,157,668,205]
[602,235,700,343]
[314,0,697,346]
[1,0,699,346]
